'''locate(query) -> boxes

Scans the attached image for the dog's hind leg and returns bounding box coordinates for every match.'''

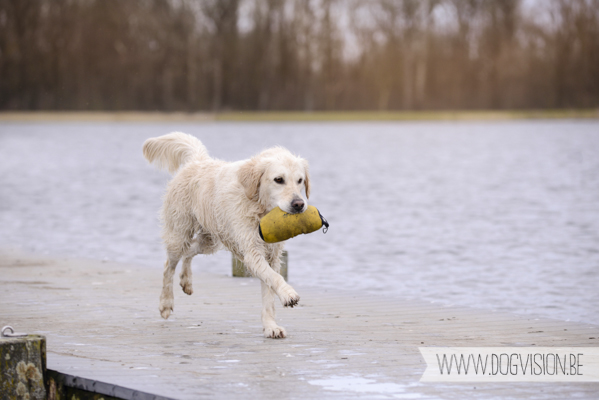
[159,252,181,319]
[179,256,194,295]
[160,213,200,317]
[179,233,220,296]
[179,238,201,295]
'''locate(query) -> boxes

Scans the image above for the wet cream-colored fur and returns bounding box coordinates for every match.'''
[142,132,310,339]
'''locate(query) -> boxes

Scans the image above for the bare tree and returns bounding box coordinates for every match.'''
[0,0,597,111]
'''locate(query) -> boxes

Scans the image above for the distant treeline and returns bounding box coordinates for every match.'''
[1,0,598,111]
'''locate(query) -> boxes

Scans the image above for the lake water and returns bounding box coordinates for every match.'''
[1,120,598,324]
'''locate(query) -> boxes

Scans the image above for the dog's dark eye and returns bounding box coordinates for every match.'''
[298,178,303,184]
[274,177,284,184]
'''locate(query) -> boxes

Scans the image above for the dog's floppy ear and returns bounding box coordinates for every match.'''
[238,157,265,200]
[303,159,311,199]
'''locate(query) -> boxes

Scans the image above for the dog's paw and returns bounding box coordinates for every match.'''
[159,299,174,319]
[284,295,300,308]
[264,325,287,339]
[180,281,193,295]
[278,285,300,308]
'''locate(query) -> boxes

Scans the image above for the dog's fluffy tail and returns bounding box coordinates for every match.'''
[142,132,209,174]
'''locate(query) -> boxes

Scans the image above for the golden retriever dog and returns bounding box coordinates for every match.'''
[142,132,309,338]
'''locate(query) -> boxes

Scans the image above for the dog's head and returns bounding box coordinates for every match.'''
[238,147,310,214]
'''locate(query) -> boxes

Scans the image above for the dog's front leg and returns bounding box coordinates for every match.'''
[243,249,300,308]
[260,282,286,338]
[260,245,289,338]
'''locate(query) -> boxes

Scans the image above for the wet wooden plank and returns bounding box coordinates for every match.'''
[0,249,598,399]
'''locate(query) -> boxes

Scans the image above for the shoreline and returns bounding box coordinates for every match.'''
[1,109,598,123]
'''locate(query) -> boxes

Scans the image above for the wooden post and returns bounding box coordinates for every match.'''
[232,250,288,281]
[0,327,46,400]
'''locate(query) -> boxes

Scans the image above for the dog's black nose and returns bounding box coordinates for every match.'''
[291,199,304,212]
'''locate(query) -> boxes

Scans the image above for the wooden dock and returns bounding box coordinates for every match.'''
[1,248,598,399]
